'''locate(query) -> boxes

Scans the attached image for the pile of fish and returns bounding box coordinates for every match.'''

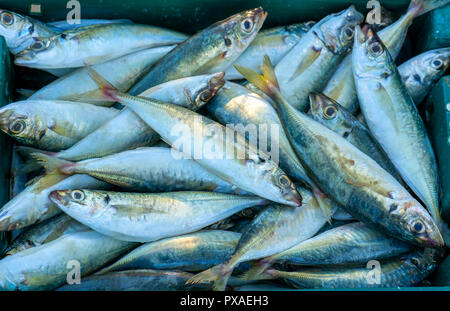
[0,0,449,291]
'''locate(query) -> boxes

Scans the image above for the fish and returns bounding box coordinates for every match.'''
[309,92,399,178]
[236,55,443,248]
[14,23,187,69]
[28,45,175,105]
[0,100,119,151]
[57,269,212,291]
[97,230,242,274]
[49,189,268,242]
[29,147,248,194]
[48,19,133,31]
[353,25,447,244]
[261,222,412,267]
[0,174,111,231]
[225,22,314,80]
[4,213,89,256]
[19,73,225,162]
[399,47,450,105]
[0,10,58,54]
[322,0,449,114]
[252,248,440,289]
[129,7,267,94]
[0,231,137,291]
[88,67,301,206]
[259,6,363,111]
[187,187,334,291]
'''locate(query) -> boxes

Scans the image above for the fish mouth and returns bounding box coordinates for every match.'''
[309,92,328,115]
[421,228,445,248]
[284,189,303,207]
[49,190,69,207]
[0,108,13,132]
[208,72,226,95]
[0,210,17,231]
[250,7,268,29]
[344,5,364,24]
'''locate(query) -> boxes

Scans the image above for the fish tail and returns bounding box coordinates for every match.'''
[312,187,335,224]
[234,55,281,102]
[238,259,273,282]
[85,66,121,102]
[15,146,56,174]
[186,262,234,291]
[408,0,449,18]
[29,152,76,175]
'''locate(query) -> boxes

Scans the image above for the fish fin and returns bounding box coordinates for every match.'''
[234,55,281,102]
[85,66,121,102]
[15,146,55,174]
[238,259,272,282]
[408,0,450,18]
[186,263,233,291]
[28,152,76,175]
[31,172,68,193]
[288,46,322,82]
[311,187,336,224]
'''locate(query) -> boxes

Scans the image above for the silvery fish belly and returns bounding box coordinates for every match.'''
[0,174,111,231]
[270,6,363,111]
[0,231,137,291]
[353,26,441,233]
[29,46,175,105]
[399,47,450,105]
[0,100,119,151]
[44,73,225,161]
[14,23,187,69]
[0,10,58,54]
[129,7,267,94]
[225,22,313,80]
[49,190,268,242]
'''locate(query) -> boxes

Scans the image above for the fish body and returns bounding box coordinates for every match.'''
[0,231,137,291]
[98,230,241,273]
[49,190,268,242]
[0,100,119,151]
[48,19,133,31]
[14,23,187,69]
[129,8,267,94]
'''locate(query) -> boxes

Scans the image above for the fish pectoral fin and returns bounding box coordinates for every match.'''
[194,52,228,74]
[288,46,322,82]
[372,83,400,132]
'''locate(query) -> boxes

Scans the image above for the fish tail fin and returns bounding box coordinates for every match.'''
[186,262,234,291]
[408,0,449,18]
[312,187,336,224]
[85,66,121,102]
[238,259,273,282]
[29,152,76,175]
[15,146,57,174]
[234,55,281,102]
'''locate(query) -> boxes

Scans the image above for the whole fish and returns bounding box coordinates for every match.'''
[309,92,398,178]
[254,248,439,289]
[20,73,225,162]
[89,68,301,206]
[266,222,412,267]
[0,231,137,291]
[49,189,268,242]
[353,26,446,243]
[322,0,448,114]
[28,45,175,105]
[31,147,247,194]
[225,22,313,80]
[0,174,111,231]
[399,47,450,105]
[236,56,443,248]
[4,214,89,256]
[188,187,334,291]
[14,23,187,69]
[129,7,267,94]
[57,269,212,291]
[0,10,57,54]
[0,100,119,151]
[98,230,241,274]
[261,6,363,111]
[48,19,133,31]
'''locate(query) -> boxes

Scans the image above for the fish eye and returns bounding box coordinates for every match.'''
[343,26,354,40]
[278,175,291,187]
[411,220,425,234]
[199,90,213,102]
[224,37,232,47]
[323,105,337,119]
[410,257,421,266]
[71,190,85,202]
[31,40,46,51]
[9,120,26,134]
[431,58,443,70]
[1,12,14,25]
[241,18,254,33]
[369,42,383,57]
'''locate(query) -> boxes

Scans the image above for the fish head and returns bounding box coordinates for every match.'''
[0,105,38,145]
[353,25,396,79]
[0,10,35,53]
[391,199,444,248]
[309,93,353,136]
[415,47,450,86]
[266,165,302,207]
[217,7,267,60]
[190,72,226,109]
[14,36,56,67]
[50,189,107,217]
[314,5,364,54]
[401,248,441,277]
[0,207,27,231]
